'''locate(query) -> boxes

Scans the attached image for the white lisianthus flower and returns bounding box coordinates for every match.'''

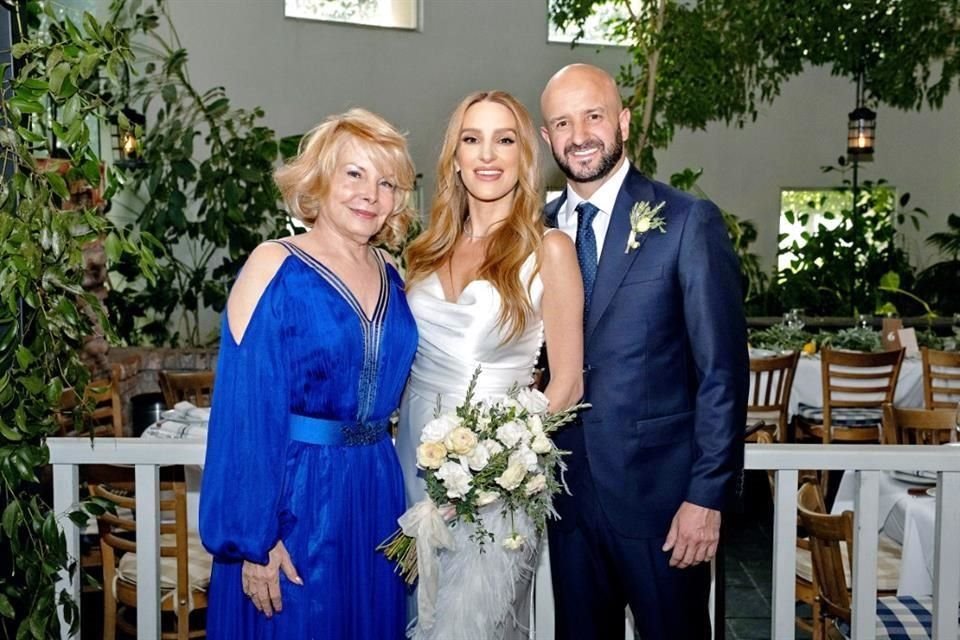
[496,420,530,448]
[515,388,549,414]
[444,426,478,455]
[502,532,526,550]
[436,461,473,499]
[421,414,460,443]
[510,445,539,472]
[481,438,504,456]
[476,489,500,507]
[416,442,447,470]
[635,217,651,233]
[524,473,547,496]
[465,441,491,471]
[530,433,553,454]
[495,462,527,491]
[502,397,523,413]
[476,409,492,430]
[526,414,545,436]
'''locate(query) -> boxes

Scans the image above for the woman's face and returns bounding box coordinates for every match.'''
[319,140,397,243]
[454,101,521,205]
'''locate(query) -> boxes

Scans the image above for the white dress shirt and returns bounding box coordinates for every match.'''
[556,159,630,261]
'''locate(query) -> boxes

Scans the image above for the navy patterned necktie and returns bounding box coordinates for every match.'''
[575,201,600,315]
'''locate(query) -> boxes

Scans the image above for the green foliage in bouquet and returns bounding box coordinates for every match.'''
[748,325,813,353]
[821,327,883,353]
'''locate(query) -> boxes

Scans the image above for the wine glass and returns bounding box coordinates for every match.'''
[787,308,805,331]
[857,314,873,330]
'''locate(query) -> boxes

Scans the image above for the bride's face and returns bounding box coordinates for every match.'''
[454,101,521,205]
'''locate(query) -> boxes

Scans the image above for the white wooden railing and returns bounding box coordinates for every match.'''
[48,440,960,640]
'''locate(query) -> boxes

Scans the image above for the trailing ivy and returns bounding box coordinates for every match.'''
[0,1,152,636]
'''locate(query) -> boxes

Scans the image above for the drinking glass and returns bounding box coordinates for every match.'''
[857,314,873,330]
[787,308,805,331]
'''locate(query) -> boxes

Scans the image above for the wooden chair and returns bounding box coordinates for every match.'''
[56,367,123,437]
[881,403,958,445]
[798,491,925,640]
[159,370,215,408]
[920,347,960,409]
[747,351,800,442]
[92,481,212,640]
[797,349,904,445]
[794,481,903,639]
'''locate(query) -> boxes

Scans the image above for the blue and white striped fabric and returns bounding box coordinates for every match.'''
[837,595,958,639]
[798,402,883,427]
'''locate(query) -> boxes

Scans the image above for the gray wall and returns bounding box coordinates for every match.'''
[165,0,959,270]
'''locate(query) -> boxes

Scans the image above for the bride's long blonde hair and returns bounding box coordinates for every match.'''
[405,91,544,342]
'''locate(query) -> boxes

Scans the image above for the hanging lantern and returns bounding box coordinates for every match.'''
[846,106,876,156]
[112,107,145,168]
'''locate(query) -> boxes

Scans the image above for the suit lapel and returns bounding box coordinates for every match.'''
[544,192,567,229]
[586,167,656,337]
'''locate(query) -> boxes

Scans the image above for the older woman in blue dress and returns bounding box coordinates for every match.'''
[200,109,418,639]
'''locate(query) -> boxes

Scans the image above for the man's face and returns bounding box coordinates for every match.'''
[540,73,629,193]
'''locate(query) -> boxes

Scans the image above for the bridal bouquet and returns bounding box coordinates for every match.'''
[378,368,586,585]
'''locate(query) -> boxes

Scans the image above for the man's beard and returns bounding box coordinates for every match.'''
[552,127,624,184]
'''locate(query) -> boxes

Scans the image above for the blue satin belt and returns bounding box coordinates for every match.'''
[289,414,391,446]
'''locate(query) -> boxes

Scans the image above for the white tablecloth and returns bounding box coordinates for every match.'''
[788,355,924,418]
[141,420,206,532]
[833,470,949,596]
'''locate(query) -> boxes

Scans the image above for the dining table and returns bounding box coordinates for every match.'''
[832,466,955,597]
[140,402,209,532]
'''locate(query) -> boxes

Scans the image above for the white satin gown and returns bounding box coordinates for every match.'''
[396,252,545,640]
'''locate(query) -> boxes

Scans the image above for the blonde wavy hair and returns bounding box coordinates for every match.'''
[405,91,544,342]
[274,108,416,250]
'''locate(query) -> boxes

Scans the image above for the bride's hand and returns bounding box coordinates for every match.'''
[242,540,303,617]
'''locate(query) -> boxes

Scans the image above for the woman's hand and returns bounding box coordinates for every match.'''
[242,540,303,617]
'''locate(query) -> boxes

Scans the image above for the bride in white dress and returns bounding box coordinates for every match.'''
[396,91,584,639]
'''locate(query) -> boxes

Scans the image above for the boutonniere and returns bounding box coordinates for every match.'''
[625,201,667,253]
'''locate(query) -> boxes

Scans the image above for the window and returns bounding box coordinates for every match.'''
[548,0,640,46]
[284,0,418,30]
[778,186,896,272]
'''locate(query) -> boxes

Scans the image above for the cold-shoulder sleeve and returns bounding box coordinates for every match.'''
[199,267,292,565]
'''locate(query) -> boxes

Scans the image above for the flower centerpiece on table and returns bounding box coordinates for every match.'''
[378,367,587,584]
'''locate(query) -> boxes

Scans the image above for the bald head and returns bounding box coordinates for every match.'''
[540,64,629,196]
[540,64,622,117]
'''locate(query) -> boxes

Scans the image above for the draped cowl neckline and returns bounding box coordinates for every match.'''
[405,253,545,400]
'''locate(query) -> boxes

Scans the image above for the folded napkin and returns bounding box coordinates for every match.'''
[171,401,211,421]
[146,421,208,440]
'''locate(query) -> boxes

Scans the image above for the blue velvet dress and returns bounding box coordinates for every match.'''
[199,241,417,639]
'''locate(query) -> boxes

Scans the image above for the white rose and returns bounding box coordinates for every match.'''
[527,414,545,436]
[502,532,526,550]
[476,490,500,507]
[530,433,553,454]
[495,462,527,492]
[421,414,460,443]
[481,438,504,456]
[496,420,530,449]
[635,217,651,233]
[416,442,447,470]
[524,473,547,496]
[444,426,478,455]
[515,388,549,414]
[509,445,538,472]
[465,441,491,471]
[436,461,473,499]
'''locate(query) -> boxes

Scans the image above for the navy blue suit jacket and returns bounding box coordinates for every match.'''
[546,165,748,539]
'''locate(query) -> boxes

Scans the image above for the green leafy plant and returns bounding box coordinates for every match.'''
[765,163,927,317]
[106,0,290,347]
[550,0,960,174]
[0,0,153,635]
[914,213,960,314]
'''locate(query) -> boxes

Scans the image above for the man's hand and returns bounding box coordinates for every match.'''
[241,540,303,617]
[662,501,721,568]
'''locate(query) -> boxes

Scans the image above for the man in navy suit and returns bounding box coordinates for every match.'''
[540,64,748,639]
